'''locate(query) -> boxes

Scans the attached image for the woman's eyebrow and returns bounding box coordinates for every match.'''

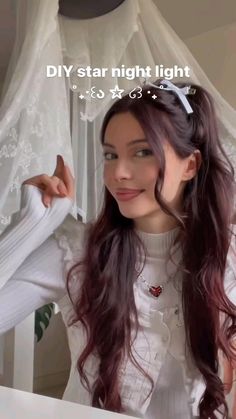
[103,139,148,148]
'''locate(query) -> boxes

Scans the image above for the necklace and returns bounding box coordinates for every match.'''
[135,262,173,298]
[135,263,184,327]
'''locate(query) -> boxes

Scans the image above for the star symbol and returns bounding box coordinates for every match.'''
[79,94,84,99]
[110,85,124,99]
[152,94,157,99]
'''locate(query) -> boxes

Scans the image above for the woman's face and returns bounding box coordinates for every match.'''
[103,112,195,233]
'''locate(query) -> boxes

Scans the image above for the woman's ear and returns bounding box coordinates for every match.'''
[182,150,202,181]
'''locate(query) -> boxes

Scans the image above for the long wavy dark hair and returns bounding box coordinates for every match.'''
[66,80,236,418]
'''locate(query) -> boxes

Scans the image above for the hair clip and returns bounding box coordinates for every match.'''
[146,79,195,114]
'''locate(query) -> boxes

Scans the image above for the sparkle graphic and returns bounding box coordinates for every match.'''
[152,94,157,99]
[110,85,124,99]
[79,94,84,99]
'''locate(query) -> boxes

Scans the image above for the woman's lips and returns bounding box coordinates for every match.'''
[115,190,144,201]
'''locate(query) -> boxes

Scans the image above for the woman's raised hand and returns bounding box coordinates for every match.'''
[22,155,75,207]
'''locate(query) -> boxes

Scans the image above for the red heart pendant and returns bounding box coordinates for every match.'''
[149,285,163,298]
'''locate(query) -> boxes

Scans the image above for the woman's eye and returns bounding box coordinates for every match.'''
[103,152,116,160]
[136,149,153,157]
[103,149,153,160]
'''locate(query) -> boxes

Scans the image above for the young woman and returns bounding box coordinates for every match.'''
[0,80,235,419]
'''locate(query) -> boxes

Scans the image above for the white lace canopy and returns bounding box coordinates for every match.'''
[0,0,235,229]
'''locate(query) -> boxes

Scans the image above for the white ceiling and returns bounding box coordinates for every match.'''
[0,0,236,84]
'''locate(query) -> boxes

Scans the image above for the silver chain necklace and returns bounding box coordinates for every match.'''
[134,263,184,327]
[135,263,184,327]
[135,262,173,298]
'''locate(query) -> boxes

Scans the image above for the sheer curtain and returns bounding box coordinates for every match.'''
[0,0,75,231]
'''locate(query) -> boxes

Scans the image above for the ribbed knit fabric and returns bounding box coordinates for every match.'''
[0,184,72,334]
[146,352,191,418]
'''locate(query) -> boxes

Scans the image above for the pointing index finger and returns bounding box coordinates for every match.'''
[63,165,74,198]
[53,155,65,178]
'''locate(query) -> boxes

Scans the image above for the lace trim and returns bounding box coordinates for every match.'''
[54,231,74,272]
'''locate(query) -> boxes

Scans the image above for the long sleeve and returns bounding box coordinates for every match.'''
[0,184,73,335]
[0,184,72,288]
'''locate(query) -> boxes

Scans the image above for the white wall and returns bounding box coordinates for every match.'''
[185,22,236,108]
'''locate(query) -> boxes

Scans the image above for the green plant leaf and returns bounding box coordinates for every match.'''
[34,303,55,342]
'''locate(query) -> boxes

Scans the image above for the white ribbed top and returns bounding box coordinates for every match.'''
[131,227,191,418]
[135,225,181,256]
